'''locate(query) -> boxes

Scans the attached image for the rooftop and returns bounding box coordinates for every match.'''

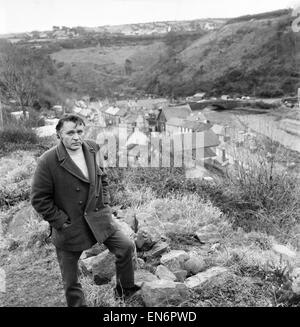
[161,104,192,121]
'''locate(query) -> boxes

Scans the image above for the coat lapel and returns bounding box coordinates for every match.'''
[56,140,96,185]
[82,141,96,187]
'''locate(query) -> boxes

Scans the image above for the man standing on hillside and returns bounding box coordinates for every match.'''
[30,114,139,307]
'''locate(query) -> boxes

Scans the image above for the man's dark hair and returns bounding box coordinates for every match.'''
[56,114,86,133]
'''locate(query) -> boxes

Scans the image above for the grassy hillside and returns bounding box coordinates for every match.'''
[48,9,299,98]
[1,133,300,307]
[139,10,300,97]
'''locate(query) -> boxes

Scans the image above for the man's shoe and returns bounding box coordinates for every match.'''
[114,284,141,300]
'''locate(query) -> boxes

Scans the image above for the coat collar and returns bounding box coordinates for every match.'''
[56,140,96,185]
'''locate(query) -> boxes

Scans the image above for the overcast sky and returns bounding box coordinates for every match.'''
[0,0,298,34]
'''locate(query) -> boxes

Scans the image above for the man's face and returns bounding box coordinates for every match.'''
[58,121,85,151]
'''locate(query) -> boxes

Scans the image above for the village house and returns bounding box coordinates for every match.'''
[181,120,212,133]
[103,106,128,126]
[156,104,192,132]
[165,117,185,135]
[211,124,230,143]
[171,128,220,168]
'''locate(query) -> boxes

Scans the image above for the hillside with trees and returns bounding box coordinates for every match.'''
[43,9,300,99]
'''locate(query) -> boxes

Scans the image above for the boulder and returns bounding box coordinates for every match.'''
[155,265,177,281]
[135,211,165,245]
[173,270,188,282]
[160,250,190,271]
[7,203,41,241]
[116,208,138,232]
[111,269,159,288]
[183,252,206,275]
[185,266,228,289]
[80,249,115,285]
[135,269,159,287]
[80,243,107,260]
[150,242,169,257]
[141,280,189,307]
[135,228,160,251]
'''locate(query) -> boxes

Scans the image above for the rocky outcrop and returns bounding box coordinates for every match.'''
[173,269,188,282]
[155,265,177,281]
[141,280,189,307]
[185,266,228,289]
[81,249,116,285]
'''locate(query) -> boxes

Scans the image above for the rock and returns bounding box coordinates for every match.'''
[7,203,41,241]
[135,211,165,244]
[173,270,188,282]
[183,253,206,275]
[117,209,138,232]
[185,266,228,289]
[195,224,220,243]
[135,230,147,249]
[80,243,107,260]
[141,280,189,307]
[272,243,296,258]
[291,268,300,295]
[135,269,159,287]
[111,269,159,288]
[150,242,169,257]
[160,250,190,271]
[155,265,177,281]
[80,249,115,285]
[135,229,159,251]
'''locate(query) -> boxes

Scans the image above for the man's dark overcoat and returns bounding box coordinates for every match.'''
[30,139,118,251]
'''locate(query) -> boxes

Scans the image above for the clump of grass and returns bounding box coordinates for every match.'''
[149,193,224,234]
[0,123,38,144]
[221,136,300,242]
[80,276,118,307]
[191,272,273,307]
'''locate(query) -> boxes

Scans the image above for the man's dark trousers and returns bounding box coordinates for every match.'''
[56,229,135,307]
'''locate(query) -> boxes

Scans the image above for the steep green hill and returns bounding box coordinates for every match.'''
[50,9,300,98]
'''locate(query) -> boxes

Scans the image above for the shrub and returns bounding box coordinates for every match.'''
[0,179,31,208]
[221,138,300,241]
[0,123,38,144]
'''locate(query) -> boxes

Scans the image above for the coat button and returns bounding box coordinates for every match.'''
[79,200,83,204]
[76,187,80,191]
